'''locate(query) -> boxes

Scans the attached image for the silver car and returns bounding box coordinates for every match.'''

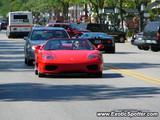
[24,27,70,65]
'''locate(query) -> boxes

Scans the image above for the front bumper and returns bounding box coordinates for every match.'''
[38,62,103,75]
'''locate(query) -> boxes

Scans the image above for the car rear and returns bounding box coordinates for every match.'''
[143,21,160,51]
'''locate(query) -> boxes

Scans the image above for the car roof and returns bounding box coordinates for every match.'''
[46,38,89,42]
[48,22,69,25]
[32,26,66,31]
[83,32,106,34]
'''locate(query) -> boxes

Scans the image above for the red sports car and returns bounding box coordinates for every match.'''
[34,38,103,77]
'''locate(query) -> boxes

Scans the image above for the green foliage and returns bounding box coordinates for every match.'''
[0,0,152,19]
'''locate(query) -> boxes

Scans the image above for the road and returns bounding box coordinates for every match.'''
[0,31,160,120]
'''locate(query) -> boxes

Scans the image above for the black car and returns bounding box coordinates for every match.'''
[79,32,115,53]
[143,21,160,52]
[86,23,126,43]
[24,27,70,65]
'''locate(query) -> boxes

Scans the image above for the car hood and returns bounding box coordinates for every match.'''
[42,50,100,63]
[30,40,47,46]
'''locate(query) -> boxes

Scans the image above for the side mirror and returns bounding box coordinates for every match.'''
[24,37,28,41]
[96,44,104,50]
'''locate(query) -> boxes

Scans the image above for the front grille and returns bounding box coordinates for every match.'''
[45,65,58,71]
[87,65,98,70]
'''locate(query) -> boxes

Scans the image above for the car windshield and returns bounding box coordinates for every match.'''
[144,22,160,33]
[31,30,68,40]
[80,33,109,38]
[44,39,94,50]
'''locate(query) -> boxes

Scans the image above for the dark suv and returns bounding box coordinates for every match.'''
[86,23,126,43]
[143,21,160,52]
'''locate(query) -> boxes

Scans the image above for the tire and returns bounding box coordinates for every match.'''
[142,46,150,50]
[34,69,38,75]
[94,72,103,78]
[105,47,115,53]
[38,72,45,78]
[34,63,38,75]
[151,45,159,52]
[25,57,33,66]
[138,46,143,50]
[6,31,12,38]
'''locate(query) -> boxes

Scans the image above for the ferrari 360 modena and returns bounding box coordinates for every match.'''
[34,38,103,78]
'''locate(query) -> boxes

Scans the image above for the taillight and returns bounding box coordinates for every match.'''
[157,33,160,40]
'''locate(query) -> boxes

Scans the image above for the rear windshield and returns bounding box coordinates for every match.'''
[53,24,69,29]
[144,22,160,33]
[31,30,69,40]
[13,15,29,22]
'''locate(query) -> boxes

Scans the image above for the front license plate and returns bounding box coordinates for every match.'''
[95,40,101,44]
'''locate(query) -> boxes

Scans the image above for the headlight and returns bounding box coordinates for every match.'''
[88,53,102,60]
[152,40,157,44]
[138,38,142,40]
[42,54,55,60]
[32,46,36,50]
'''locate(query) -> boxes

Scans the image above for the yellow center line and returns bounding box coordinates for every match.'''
[104,66,160,85]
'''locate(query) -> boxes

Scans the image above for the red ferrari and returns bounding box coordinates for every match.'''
[34,38,103,78]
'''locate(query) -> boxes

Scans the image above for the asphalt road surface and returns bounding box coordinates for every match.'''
[0,31,160,120]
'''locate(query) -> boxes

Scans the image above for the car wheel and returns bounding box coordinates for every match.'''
[94,72,103,78]
[142,46,150,50]
[151,45,159,52]
[137,46,143,50]
[6,32,12,38]
[119,37,125,43]
[34,63,38,75]
[38,72,45,78]
[25,57,33,66]
[105,47,115,53]
[34,69,38,75]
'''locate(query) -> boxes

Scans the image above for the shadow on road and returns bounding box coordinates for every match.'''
[0,38,33,71]
[41,73,123,79]
[113,52,139,54]
[0,83,159,102]
[104,63,160,70]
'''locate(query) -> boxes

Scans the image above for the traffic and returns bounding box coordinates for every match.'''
[0,0,160,119]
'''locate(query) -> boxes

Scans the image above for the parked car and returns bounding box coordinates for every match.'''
[86,23,127,43]
[79,32,115,53]
[34,38,103,77]
[131,32,149,50]
[143,21,160,52]
[24,27,70,65]
[0,19,7,30]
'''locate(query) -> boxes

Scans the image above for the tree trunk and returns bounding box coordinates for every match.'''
[62,2,69,21]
